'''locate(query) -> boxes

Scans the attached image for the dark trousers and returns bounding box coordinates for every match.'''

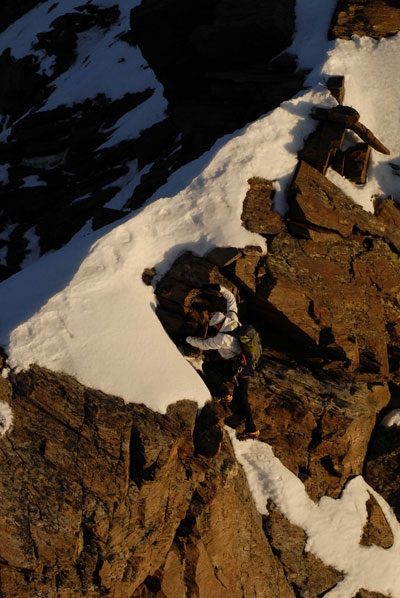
[232,376,257,433]
[202,358,257,433]
[202,358,233,398]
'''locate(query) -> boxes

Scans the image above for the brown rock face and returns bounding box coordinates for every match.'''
[241,177,285,236]
[156,277,389,504]
[329,0,400,39]
[299,103,389,180]
[154,152,400,505]
[284,160,400,377]
[248,361,388,501]
[148,69,400,594]
[264,501,344,595]
[0,367,291,597]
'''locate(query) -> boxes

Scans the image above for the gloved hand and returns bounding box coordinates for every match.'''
[201,283,220,292]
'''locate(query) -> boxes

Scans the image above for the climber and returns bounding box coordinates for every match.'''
[186,284,260,441]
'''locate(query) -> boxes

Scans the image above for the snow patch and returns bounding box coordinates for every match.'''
[0,400,13,435]
[381,409,400,428]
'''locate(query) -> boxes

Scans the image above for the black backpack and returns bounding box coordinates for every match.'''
[224,324,262,372]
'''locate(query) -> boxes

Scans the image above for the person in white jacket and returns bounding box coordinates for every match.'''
[186,285,259,440]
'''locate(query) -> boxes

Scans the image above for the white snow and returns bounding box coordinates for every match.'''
[0,399,13,436]
[22,175,46,187]
[1,1,400,594]
[382,409,400,428]
[0,0,167,141]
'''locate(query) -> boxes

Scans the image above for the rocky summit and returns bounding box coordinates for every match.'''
[1,1,400,597]
[154,104,400,507]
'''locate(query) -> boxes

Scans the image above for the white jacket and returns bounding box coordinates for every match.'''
[186,287,242,360]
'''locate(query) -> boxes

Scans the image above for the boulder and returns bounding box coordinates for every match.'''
[245,361,389,501]
[360,493,394,549]
[298,119,346,174]
[329,0,400,40]
[326,75,346,104]
[300,103,389,178]
[331,142,371,184]
[276,160,400,374]
[241,177,285,236]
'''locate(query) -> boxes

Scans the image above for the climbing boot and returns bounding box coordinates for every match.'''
[220,394,233,404]
[237,430,260,441]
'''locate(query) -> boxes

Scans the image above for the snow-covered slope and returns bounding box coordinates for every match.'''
[2,0,400,410]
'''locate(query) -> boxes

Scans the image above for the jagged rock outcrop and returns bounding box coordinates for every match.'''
[360,493,394,548]
[299,86,389,184]
[154,250,390,502]
[263,501,344,594]
[329,0,400,39]
[284,161,400,376]
[0,366,293,597]
[157,155,400,379]
[153,125,400,508]
[148,157,400,596]
[2,327,392,596]
[241,177,284,236]
[148,61,400,592]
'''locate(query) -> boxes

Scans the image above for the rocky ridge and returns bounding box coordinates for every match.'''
[0,365,295,597]
[1,1,400,597]
[151,69,400,593]
[153,93,400,502]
